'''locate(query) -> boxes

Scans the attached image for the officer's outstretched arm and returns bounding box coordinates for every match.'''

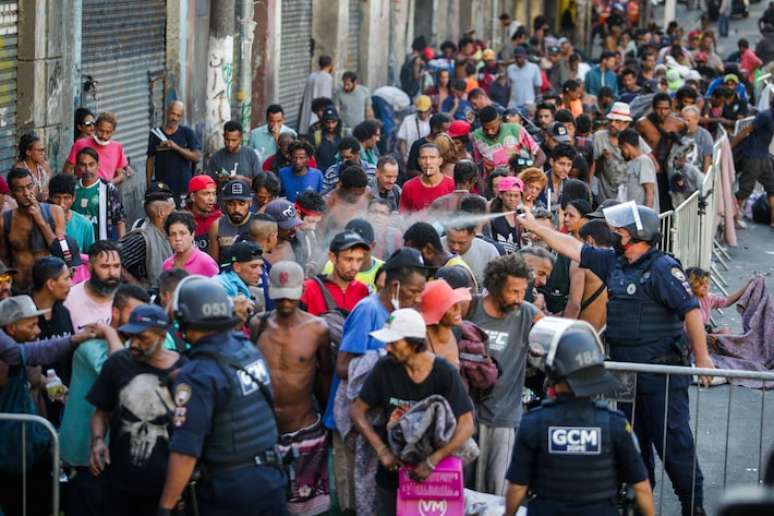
[518,211,582,262]
[632,479,656,516]
[159,452,197,511]
[504,483,528,515]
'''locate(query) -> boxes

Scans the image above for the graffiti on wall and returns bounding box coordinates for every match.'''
[205,35,234,155]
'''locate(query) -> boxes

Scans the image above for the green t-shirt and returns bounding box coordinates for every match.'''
[73,180,100,235]
[66,211,96,253]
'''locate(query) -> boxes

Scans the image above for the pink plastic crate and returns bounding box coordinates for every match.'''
[396,456,464,516]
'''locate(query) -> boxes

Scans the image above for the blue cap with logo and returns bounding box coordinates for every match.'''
[118,304,170,335]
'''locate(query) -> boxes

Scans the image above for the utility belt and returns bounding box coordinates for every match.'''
[608,335,690,366]
[200,445,285,477]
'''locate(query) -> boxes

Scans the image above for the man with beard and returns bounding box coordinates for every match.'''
[251,261,332,515]
[334,71,373,134]
[0,167,66,290]
[64,240,122,329]
[87,304,183,516]
[208,179,254,265]
[145,101,202,201]
[465,253,542,496]
[516,246,554,309]
[635,93,686,212]
[217,240,265,311]
[593,102,653,202]
[185,175,221,254]
[72,147,127,240]
[301,231,370,317]
[59,285,147,516]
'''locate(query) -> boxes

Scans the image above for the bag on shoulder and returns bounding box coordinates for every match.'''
[312,276,348,357]
[0,356,51,473]
[455,321,500,399]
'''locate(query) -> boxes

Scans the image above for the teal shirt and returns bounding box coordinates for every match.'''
[59,339,109,466]
[66,211,96,253]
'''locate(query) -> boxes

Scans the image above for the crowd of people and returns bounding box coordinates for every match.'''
[0,5,772,516]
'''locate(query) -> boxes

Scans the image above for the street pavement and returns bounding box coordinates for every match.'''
[647,2,774,514]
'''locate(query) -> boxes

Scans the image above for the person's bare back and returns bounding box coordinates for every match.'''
[253,310,332,433]
[579,269,608,332]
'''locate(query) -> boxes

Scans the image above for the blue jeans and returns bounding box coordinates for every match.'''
[719,14,730,37]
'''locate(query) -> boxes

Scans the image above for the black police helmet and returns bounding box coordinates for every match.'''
[172,276,241,332]
[622,205,660,243]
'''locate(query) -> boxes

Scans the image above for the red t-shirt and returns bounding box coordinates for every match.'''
[399,175,455,213]
[300,276,369,316]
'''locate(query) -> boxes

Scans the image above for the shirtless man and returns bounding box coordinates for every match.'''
[0,168,65,289]
[251,261,332,516]
[564,219,612,331]
[635,92,686,212]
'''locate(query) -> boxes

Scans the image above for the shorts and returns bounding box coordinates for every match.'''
[277,415,330,515]
[737,157,774,198]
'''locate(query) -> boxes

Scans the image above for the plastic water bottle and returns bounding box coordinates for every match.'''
[45,369,66,402]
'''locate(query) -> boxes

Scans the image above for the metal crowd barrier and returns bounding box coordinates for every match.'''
[657,128,728,289]
[0,413,60,516]
[603,361,774,516]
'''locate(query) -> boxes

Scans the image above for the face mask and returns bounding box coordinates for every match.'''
[93,134,110,146]
[391,281,401,311]
[611,232,625,255]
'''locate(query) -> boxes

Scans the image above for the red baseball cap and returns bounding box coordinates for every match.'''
[188,175,216,194]
[420,279,472,325]
[448,120,471,139]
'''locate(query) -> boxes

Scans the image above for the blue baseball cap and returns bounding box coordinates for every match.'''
[118,304,170,335]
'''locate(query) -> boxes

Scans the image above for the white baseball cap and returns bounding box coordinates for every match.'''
[369,309,427,343]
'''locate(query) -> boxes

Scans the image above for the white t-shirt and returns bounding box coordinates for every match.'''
[624,154,659,213]
[64,281,113,330]
[396,114,431,150]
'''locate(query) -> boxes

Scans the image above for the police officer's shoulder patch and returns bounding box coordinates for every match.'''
[175,383,192,407]
[671,267,686,282]
[548,426,602,455]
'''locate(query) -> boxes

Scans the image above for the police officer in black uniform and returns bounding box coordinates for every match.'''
[519,201,714,516]
[157,276,287,516]
[504,317,655,516]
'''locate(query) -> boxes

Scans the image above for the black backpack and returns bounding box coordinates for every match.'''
[310,276,348,358]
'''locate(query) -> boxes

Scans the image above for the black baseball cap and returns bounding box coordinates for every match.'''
[330,231,370,253]
[221,179,252,201]
[322,107,339,121]
[383,248,431,272]
[345,218,375,244]
[49,236,82,267]
[550,122,571,143]
[229,241,263,263]
[0,260,16,275]
[435,265,474,290]
[145,181,175,203]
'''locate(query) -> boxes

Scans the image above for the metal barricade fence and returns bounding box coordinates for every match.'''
[0,413,60,516]
[602,361,774,516]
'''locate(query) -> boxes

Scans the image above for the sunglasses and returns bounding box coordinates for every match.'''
[83,121,95,127]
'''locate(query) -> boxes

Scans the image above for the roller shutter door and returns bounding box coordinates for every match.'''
[346,0,361,75]
[81,0,166,168]
[0,1,18,172]
[278,0,313,129]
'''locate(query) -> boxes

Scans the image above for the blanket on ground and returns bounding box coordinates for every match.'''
[711,277,774,388]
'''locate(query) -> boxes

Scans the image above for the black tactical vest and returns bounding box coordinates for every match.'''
[190,334,278,466]
[604,250,684,344]
[531,398,619,504]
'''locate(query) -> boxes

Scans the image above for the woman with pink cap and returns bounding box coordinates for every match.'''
[489,176,525,253]
[421,279,472,369]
